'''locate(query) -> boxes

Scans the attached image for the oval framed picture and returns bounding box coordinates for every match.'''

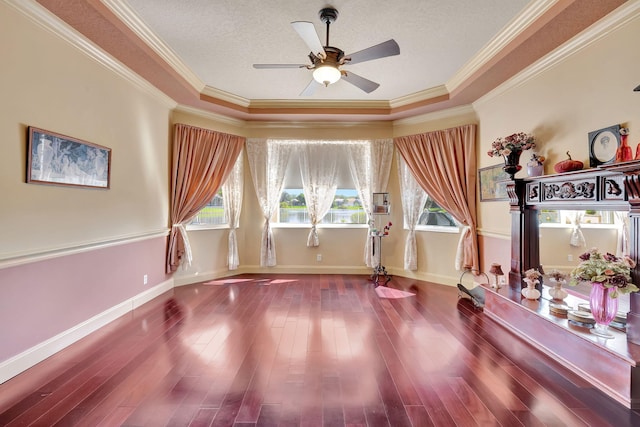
[588,124,620,167]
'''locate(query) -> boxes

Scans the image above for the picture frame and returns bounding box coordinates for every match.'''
[27,126,111,189]
[479,164,510,202]
[588,124,620,167]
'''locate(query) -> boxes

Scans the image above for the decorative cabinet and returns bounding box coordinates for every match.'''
[484,162,640,409]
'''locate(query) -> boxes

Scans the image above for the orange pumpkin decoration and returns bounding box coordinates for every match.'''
[554,151,583,173]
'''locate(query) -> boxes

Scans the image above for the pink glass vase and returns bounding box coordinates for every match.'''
[589,282,618,338]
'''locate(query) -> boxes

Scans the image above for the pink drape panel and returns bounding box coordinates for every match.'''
[167,124,245,273]
[394,124,479,271]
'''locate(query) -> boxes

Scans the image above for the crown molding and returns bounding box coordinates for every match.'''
[476,0,640,108]
[174,104,247,127]
[389,85,450,109]
[392,104,477,127]
[201,85,251,108]
[6,0,176,109]
[447,0,559,93]
[101,0,206,93]
[245,120,393,130]
[247,98,391,110]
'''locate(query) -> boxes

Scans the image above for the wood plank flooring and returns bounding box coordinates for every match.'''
[1,274,639,426]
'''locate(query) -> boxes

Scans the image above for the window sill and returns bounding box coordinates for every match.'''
[272,223,369,229]
[415,225,461,234]
[186,224,230,231]
[539,223,617,230]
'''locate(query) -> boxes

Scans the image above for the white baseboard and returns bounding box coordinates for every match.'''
[173,265,457,287]
[0,278,174,385]
[173,265,375,286]
[238,264,372,276]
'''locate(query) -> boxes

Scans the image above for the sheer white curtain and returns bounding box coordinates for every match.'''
[222,149,244,270]
[299,142,339,246]
[398,156,428,270]
[347,139,394,266]
[615,211,629,257]
[246,139,294,267]
[569,211,586,248]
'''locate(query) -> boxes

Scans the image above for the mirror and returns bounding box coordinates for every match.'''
[538,209,630,310]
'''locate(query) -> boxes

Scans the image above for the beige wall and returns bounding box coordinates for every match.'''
[0,1,173,380]
[474,5,640,272]
[0,2,171,259]
[170,111,471,287]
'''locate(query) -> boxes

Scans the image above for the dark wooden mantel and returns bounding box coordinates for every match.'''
[507,161,640,344]
[485,161,640,409]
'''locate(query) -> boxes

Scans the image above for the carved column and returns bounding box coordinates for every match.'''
[507,179,539,289]
[624,172,640,344]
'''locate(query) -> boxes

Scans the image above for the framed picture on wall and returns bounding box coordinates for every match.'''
[588,124,620,167]
[479,164,510,202]
[27,126,111,189]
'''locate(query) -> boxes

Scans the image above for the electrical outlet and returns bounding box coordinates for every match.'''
[316,254,322,262]
[567,254,573,262]
[143,274,148,285]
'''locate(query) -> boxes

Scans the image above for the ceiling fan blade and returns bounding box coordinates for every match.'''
[345,39,400,65]
[300,79,322,96]
[291,21,325,57]
[253,64,307,69]
[341,72,380,93]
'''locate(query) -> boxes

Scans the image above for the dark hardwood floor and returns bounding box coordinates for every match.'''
[1,274,639,426]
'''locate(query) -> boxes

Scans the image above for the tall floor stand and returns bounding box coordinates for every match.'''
[370,234,391,286]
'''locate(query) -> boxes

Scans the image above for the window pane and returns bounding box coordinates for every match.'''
[539,209,560,224]
[279,188,366,224]
[539,210,615,225]
[417,198,457,227]
[190,189,226,226]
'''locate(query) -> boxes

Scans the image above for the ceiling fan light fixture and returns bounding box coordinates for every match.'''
[313,64,341,86]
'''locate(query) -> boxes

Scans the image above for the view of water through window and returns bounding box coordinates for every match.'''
[279,189,366,224]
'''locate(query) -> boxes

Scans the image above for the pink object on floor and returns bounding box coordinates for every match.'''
[375,286,415,299]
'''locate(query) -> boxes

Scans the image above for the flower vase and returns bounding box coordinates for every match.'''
[527,163,544,177]
[521,278,541,300]
[503,150,522,180]
[589,282,618,339]
[548,278,568,300]
[616,134,632,163]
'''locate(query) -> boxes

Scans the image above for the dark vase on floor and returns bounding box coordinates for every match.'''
[503,150,522,180]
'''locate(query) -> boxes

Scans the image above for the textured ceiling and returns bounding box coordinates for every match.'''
[33,0,628,120]
[124,0,529,101]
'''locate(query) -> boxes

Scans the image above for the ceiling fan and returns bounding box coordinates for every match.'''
[253,6,400,96]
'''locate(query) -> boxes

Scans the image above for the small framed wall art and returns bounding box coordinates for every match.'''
[588,124,620,167]
[479,164,510,202]
[27,126,111,189]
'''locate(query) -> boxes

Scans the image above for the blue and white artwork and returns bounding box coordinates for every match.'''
[28,127,111,189]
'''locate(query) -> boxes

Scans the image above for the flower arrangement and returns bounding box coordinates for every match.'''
[383,221,392,235]
[528,153,545,166]
[524,268,542,284]
[487,132,536,157]
[548,269,567,282]
[369,220,392,236]
[569,248,639,298]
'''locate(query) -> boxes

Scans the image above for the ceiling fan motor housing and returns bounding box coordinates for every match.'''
[319,7,339,24]
[314,46,344,67]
